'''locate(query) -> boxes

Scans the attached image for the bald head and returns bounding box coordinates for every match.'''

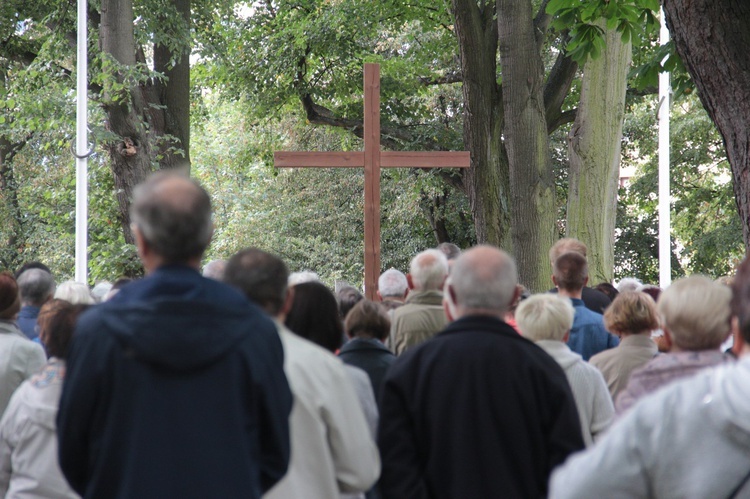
[409,249,449,291]
[130,172,213,264]
[447,245,518,317]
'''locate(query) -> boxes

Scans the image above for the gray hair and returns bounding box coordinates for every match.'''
[54,281,96,305]
[288,271,320,286]
[378,268,407,298]
[409,249,449,291]
[225,249,289,316]
[130,171,213,263]
[516,294,575,342]
[658,275,731,350]
[617,277,642,293]
[17,268,55,306]
[449,245,517,313]
[202,259,227,281]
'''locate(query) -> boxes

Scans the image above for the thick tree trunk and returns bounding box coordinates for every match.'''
[662,1,750,252]
[99,0,192,242]
[497,0,556,292]
[153,0,191,172]
[100,0,155,243]
[451,0,512,250]
[566,23,631,284]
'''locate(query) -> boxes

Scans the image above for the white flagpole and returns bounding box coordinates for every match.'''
[658,8,671,289]
[75,0,88,284]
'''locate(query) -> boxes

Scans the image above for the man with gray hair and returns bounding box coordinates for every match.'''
[57,172,292,498]
[389,249,449,355]
[16,268,55,340]
[378,245,584,498]
[376,268,408,312]
[202,259,227,281]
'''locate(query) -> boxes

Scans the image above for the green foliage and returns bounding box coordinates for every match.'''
[547,0,659,64]
[615,93,743,282]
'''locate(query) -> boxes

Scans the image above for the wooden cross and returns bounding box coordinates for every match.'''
[274,63,470,299]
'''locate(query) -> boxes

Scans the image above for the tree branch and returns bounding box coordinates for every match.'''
[419,71,463,85]
[533,0,552,50]
[544,45,578,133]
[547,108,577,133]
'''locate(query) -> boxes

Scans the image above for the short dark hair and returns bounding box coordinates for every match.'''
[130,172,213,263]
[38,299,89,359]
[17,268,55,306]
[225,249,289,316]
[285,281,344,353]
[553,251,588,292]
[594,282,619,301]
[14,261,51,280]
[337,285,363,319]
[344,300,391,341]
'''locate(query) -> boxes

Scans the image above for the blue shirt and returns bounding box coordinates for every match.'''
[17,305,40,340]
[566,298,619,361]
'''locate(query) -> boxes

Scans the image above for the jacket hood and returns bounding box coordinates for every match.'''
[536,340,582,371]
[101,299,257,371]
[710,357,750,441]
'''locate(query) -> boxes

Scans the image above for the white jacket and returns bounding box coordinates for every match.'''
[551,356,750,498]
[536,340,614,446]
[0,320,46,417]
[0,358,79,499]
[264,324,380,499]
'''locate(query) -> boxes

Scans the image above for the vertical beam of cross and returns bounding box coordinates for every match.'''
[274,63,470,300]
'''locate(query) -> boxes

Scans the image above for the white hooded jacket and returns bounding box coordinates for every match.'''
[0,358,79,499]
[551,356,750,498]
[536,340,614,446]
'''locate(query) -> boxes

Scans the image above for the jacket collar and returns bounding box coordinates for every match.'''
[440,314,520,339]
[340,337,392,354]
[405,289,443,306]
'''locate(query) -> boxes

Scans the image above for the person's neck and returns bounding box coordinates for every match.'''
[557,288,583,300]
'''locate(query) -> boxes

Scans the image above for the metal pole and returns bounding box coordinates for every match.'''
[75,0,88,284]
[658,8,671,289]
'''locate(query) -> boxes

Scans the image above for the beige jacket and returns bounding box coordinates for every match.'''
[389,290,447,355]
[589,334,658,401]
[264,324,380,499]
[0,320,46,417]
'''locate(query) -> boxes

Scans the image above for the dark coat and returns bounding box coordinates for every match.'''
[57,265,292,499]
[377,315,584,499]
[549,286,611,314]
[338,337,396,403]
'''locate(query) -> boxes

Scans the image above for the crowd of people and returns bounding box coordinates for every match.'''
[0,170,746,498]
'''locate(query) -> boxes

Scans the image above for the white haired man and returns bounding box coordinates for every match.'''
[376,268,408,313]
[549,257,750,498]
[516,294,614,446]
[389,249,449,355]
[615,275,733,414]
[378,246,584,498]
[57,172,292,498]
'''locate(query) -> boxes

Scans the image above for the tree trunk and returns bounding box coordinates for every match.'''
[566,23,631,284]
[153,0,191,172]
[662,1,750,252]
[451,0,512,250]
[497,0,556,292]
[99,0,192,242]
[100,0,155,243]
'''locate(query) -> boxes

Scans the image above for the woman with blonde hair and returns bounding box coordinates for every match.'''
[589,291,660,401]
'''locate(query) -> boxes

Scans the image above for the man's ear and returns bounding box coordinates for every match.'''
[376,290,383,301]
[443,284,457,321]
[279,286,296,318]
[131,224,148,260]
[406,274,415,290]
[662,327,674,351]
[562,331,570,343]
[731,316,744,357]
[582,276,589,287]
[551,275,558,288]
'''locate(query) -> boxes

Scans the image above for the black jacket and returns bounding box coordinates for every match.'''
[338,337,396,403]
[378,315,584,499]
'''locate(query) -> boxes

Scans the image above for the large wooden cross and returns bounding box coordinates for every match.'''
[274,63,470,299]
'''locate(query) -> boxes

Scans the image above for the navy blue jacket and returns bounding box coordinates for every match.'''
[57,265,292,499]
[378,315,584,499]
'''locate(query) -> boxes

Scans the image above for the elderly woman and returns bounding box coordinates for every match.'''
[0,299,88,498]
[616,275,734,414]
[589,291,660,401]
[339,300,396,403]
[516,294,613,446]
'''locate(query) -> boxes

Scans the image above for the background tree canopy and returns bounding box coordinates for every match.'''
[0,0,743,288]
